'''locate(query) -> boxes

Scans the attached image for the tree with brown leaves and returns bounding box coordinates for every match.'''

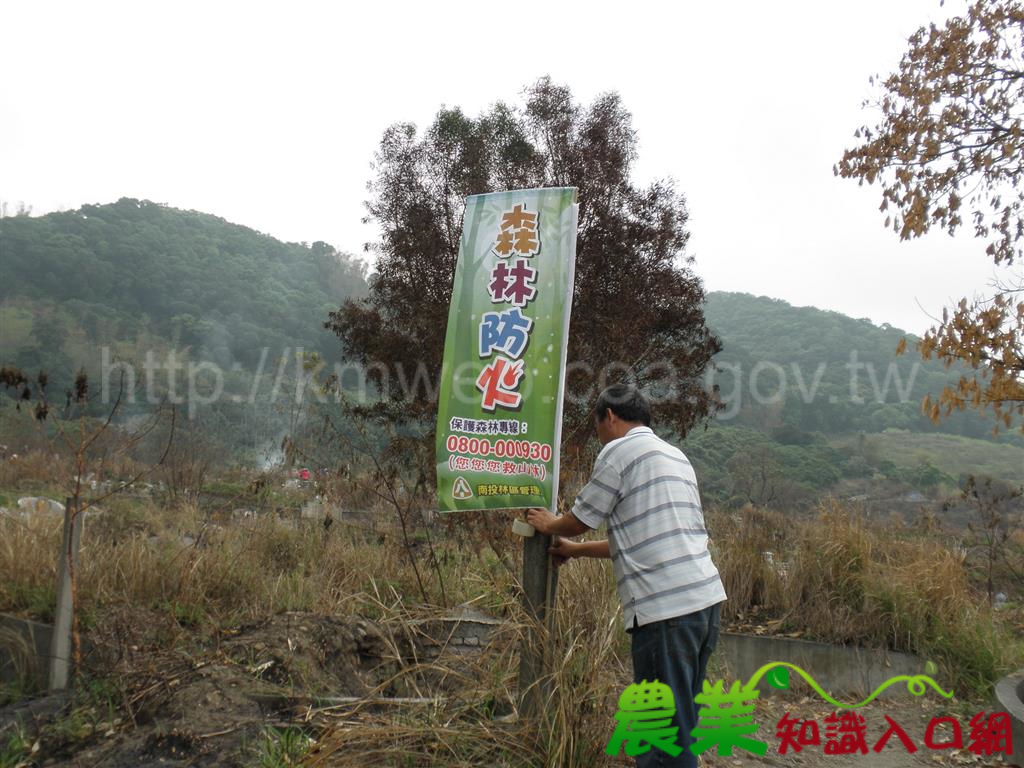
[326,77,721,470]
[837,0,1024,430]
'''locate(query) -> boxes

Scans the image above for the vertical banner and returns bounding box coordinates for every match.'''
[436,187,578,513]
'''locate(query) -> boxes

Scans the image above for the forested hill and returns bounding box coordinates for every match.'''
[0,200,1010,451]
[701,291,1003,441]
[0,198,367,376]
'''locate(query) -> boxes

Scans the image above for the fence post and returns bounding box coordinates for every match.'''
[518,531,558,719]
[48,496,82,691]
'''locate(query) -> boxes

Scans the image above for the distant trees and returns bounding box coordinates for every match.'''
[702,292,998,439]
[726,446,783,508]
[836,0,1024,431]
[160,418,220,504]
[0,200,32,218]
[326,77,721,460]
[0,198,368,369]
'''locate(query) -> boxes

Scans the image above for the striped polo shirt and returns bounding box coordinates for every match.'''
[570,426,726,628]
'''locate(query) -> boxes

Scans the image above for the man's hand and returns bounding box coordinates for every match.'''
[526,507,558,535]
[526,508,592,537]
[548,536,578,567]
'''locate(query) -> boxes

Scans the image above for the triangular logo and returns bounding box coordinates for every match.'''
[452,476,473,500]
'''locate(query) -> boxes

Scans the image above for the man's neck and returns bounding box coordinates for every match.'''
[613,422,647,440]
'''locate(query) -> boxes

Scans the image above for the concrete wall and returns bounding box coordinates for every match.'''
[715,632,927,700]
[412,607,504,657]
[411,610,931,701]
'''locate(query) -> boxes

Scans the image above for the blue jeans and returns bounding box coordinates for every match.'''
[628,602,722,768]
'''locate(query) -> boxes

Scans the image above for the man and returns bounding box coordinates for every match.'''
[527,383,726,768]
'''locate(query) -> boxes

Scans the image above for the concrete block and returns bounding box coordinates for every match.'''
[994,668,1024,759]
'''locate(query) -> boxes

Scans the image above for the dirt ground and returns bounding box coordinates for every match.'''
[3,612,1018,767]
[10,612,427,767]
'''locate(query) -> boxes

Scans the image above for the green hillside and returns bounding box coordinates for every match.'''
[703,291,1008,442]
[0,199,368,459]
[0,198,367,376]
[830,431,1024,483]
[0,201,1019,493]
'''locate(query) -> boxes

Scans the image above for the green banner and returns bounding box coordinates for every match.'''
[436,187,578,512]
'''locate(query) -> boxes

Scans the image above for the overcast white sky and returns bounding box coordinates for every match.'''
[2,0,1018,334]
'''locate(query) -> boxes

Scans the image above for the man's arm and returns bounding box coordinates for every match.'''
[526,507,590,537]
[525,508,611,564]
[525,455,620,563]
[555,538,610,560]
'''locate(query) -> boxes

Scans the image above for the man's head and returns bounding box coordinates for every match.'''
[594,384,651,445]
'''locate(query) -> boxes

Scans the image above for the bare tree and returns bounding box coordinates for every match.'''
[949,474,1024,606]
[1,365,175,686]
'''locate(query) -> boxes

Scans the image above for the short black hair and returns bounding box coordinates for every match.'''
[594,384,651,426]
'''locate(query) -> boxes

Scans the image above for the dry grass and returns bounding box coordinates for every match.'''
[707,500,1023,697]
[1,469,1021,763]
[0,511,478,632]
[307,557,631,767]
[0,485,637,765]
[0,625,41,705]
[0,449,62,497]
